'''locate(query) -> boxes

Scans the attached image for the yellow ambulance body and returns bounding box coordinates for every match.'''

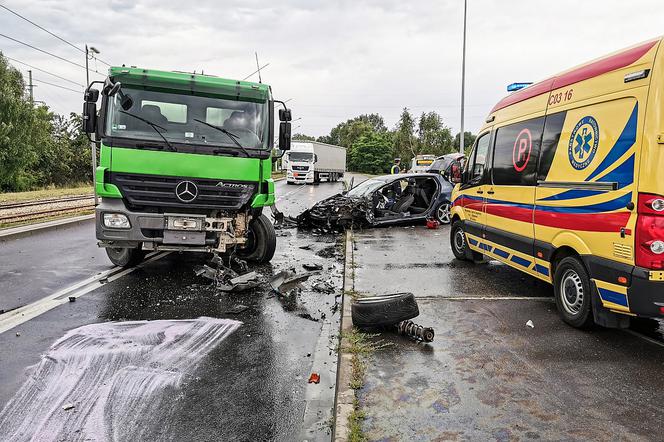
[450,38,664,328]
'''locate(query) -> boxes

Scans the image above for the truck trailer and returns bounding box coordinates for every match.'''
[285,141,346,184]
[82,67,292,267]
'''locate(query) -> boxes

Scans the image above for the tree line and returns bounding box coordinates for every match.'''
[293,110,476,174]
[0,53,92,192]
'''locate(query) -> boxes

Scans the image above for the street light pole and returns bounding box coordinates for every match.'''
[86,45,99,205]
[460,0,467,154]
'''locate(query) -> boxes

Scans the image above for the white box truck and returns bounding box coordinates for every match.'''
[285,141,346,184]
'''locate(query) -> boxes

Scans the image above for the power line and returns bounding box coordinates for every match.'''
[0,4,111,66]
[0,32,105,76]
[32,77,82,94]
[4,54,84,86]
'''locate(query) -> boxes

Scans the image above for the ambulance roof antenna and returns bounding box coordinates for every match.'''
[255,52,262,83]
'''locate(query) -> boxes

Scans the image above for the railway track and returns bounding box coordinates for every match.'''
[0,195,95,224]
[0,195,93,210]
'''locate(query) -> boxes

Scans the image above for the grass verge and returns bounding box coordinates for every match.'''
[0,184,93,203]
[340,328,390,441]
[0,209,94,229]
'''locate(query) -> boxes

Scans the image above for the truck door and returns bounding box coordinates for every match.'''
[484,117,545,274]
[457,131,492,244]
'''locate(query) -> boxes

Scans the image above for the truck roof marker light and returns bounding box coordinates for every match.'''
[617,276,628,285]
[624,69,650,83]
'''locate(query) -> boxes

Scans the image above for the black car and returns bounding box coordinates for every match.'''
[297,173,454,230]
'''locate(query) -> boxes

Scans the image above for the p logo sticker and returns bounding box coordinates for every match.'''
[568,116,599,170]
[512,128,532,172]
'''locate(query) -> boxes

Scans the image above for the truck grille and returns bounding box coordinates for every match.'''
[110,172,257,210]
[292,165,309,171]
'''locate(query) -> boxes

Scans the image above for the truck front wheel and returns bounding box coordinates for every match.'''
[238,214,276,263]
[106,247,146,268]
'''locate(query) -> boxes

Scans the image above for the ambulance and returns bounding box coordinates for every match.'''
[450,38,664,328]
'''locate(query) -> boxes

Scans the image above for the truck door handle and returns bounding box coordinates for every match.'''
[487,190,495,195]
[476,190,484,194]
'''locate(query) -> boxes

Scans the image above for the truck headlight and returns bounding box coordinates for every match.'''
[103,213,131,229]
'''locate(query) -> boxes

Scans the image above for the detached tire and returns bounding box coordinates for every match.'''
[553,256,594,328]
[106,247,145,268]
[351,293,419,327]
[238,214,276,264]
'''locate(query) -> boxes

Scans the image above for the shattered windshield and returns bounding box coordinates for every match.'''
[105,87,269,150]
[346,179,386,198]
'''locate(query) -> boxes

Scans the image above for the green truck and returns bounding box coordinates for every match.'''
[82,67,291,267]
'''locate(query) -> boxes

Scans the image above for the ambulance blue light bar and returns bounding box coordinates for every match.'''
[507,82,533,92]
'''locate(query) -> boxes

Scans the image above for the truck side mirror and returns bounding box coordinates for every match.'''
[279,122,291,151]
[314,154,318,163]
[84,88,99,103]
[279,108,292,122]
[82,102,97,134]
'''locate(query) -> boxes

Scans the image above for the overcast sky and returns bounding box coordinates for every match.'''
[1,0,662,137]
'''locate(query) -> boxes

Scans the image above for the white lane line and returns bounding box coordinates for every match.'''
[623,329,664,348]
[0,252,169,335]
[414,296,554,301]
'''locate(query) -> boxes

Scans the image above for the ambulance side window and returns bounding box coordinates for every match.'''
[537,111,566,182]
[492,117,545,186]
[467,132,491,184]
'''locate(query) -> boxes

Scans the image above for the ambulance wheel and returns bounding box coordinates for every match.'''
[450,220,481,261]
[238,214,276,264]
[553,256,594,328]
[106,247,145,268]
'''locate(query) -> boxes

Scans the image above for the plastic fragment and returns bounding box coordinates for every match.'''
[526,319,534,328]
[308,373,320,384]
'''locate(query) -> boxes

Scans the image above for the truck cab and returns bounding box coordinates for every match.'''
[83,67,292,267]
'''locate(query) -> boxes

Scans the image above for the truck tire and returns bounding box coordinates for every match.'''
[314,172,320,184]
[351,293,419,327]
[106,247,146,268]
[238,214,276,263]
[553,256,594,328]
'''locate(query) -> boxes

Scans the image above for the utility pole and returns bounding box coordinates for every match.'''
[460,0,467,154]
[86,45,99,205]
[27,70,34,103]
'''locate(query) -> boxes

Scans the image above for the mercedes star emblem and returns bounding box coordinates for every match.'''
[175,180,198,203]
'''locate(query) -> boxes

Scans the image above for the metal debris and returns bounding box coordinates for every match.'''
[396,320,435,342]
[269,269,317,293]
[68,296,76,303]
[526,319,535,328]
[297,194,373,232]
[62,403,75,411]
[217,272,261,292]
[303,263,323,271]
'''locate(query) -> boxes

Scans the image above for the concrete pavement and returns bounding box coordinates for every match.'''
[349,224,664,441]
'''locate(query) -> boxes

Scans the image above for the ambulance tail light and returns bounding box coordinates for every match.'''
[635,193,664,269]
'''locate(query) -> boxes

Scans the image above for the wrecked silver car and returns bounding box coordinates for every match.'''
[297,173,454,231]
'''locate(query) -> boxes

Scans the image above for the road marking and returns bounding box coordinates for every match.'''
[275,182,309,202]
[414,296,554,301]
[623,329,664,348]
[0,252,169,335]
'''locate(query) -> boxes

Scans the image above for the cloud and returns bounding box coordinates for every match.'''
[1,0,662,136]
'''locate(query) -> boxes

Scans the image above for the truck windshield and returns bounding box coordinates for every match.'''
[288,152,314,162]
[105,87,269,151]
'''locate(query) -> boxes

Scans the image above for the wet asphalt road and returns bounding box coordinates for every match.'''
[0,177,355,441]
[351,225,664,441]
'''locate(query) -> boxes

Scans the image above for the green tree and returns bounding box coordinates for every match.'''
[348,131,393,174]
[0,53,45,191]
[318,113,387,147]
[292,133,316,141]
[454,131,477,154]
[417,111,454,156]
[393,107,416,164]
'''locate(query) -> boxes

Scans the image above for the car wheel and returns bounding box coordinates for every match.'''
[106,247,145,268]
[553,256,594,328]
[351,293,419,327]
[435,202,451,224]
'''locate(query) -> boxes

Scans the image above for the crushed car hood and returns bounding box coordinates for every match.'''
[297,193,374,231]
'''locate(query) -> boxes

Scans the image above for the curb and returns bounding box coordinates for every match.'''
[0,214,95,241]
[333,229,355,441]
